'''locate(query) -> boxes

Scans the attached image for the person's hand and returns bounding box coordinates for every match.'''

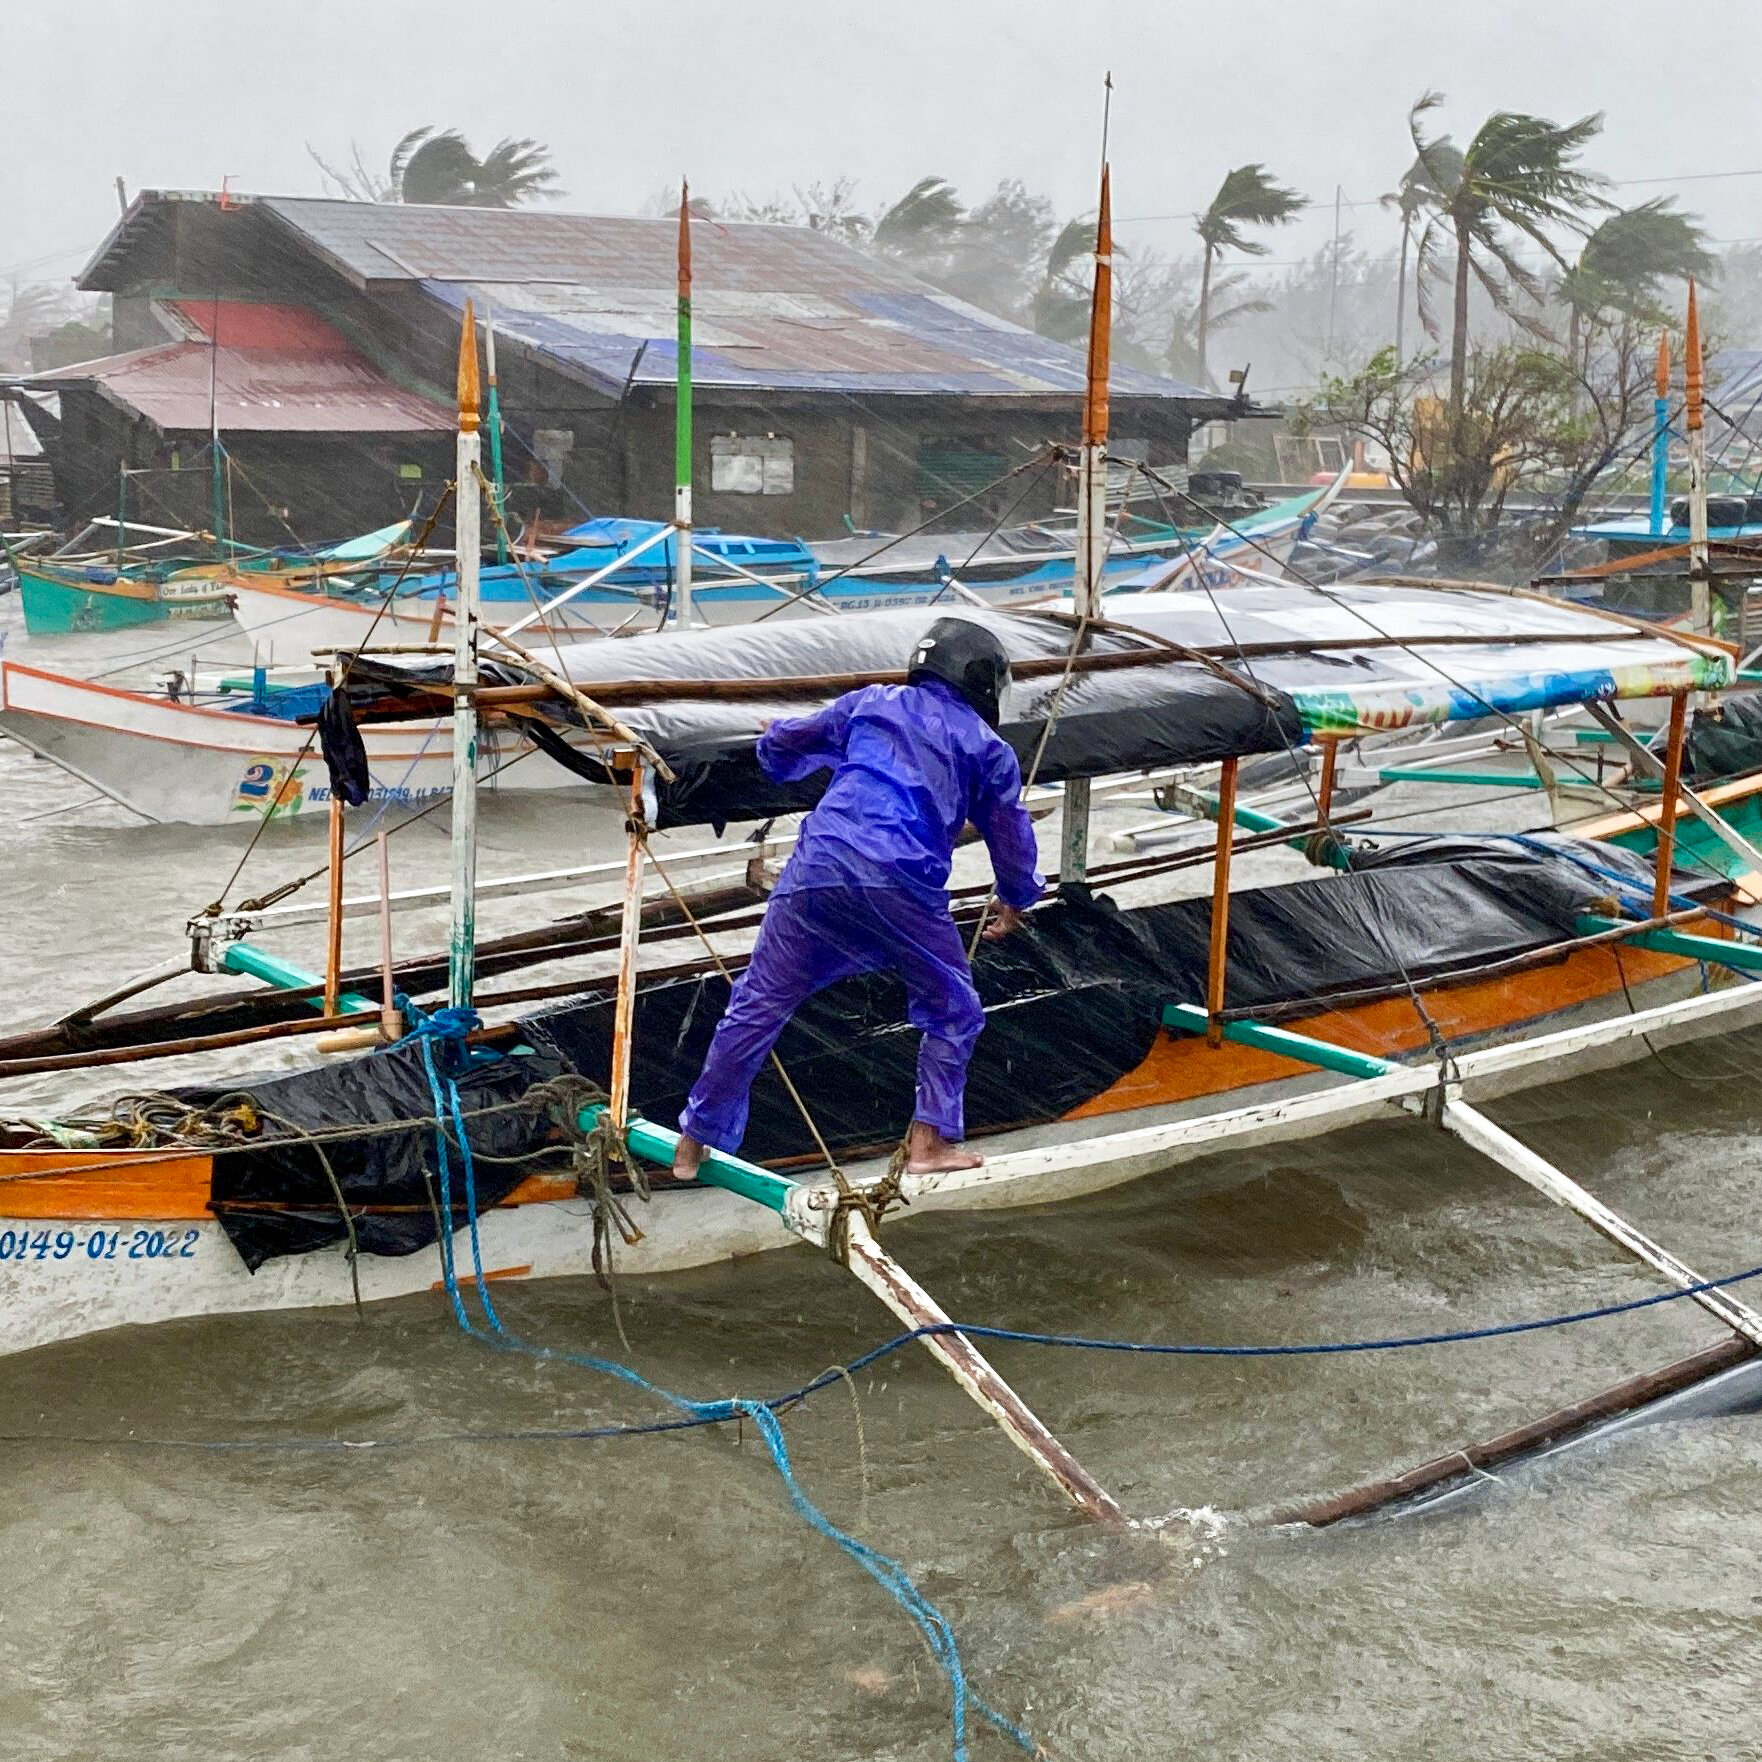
[982,901,1025,940]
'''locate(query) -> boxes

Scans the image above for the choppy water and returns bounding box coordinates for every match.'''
[3,591,1762,1761]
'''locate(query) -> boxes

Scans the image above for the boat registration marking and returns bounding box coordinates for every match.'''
[0,1226,200,1265]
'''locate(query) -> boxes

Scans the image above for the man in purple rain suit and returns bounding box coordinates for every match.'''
[672,618,1044,1180]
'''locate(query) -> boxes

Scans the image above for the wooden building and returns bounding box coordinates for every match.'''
[40,189,1257,543]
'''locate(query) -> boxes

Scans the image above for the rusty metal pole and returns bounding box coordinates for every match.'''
[608,754,647,1133]
[1653,692,1688,921]
[376,829,401,1043]
[1316,737,1340,824]
[1206,756,1239,1046]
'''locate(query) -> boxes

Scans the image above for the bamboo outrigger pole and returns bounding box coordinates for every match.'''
[1059,155,1112,887]
[673,181,694,629]
[449,301,483,1011]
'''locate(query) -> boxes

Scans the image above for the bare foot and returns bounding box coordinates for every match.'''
[904,1122,983,1175]
[671,1135,707,1181]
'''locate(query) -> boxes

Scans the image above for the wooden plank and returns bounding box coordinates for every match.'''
[1279,1335,1758,1527]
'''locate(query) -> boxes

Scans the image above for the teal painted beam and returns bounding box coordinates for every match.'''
[577,1105,796,1215]
[1162,1002,1396,1078]
[1375,766,1549,790]
[1177,790,1285,835]
[1575,915,1762,975]
[219,941,376,1016]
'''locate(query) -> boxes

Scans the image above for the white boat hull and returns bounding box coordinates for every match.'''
[0,660,595,824]
[4,964,1757,1360]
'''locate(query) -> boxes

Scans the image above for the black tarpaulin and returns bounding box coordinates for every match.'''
[522,836,1653,1167]
[182,1040,566,1271]
[1688,695,1762,782]
[348,605,1305,829]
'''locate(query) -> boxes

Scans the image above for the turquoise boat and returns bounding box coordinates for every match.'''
[11,521,414,636]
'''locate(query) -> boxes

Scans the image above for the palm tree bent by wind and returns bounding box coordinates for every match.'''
[1380,145,1460,360]
[1407,92,1606,432]
[390,128,561,207]
[1191,164,1304,387]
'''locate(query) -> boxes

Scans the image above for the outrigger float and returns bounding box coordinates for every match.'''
[4,209,1762,1541]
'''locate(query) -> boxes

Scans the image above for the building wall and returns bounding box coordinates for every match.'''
[41,389,453,546]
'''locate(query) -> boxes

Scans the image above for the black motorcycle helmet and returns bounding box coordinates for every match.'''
[906,617,1012,728]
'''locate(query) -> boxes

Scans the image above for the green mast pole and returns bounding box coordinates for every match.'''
[674,178,693,626]
[484,307,508,566]
[211,439,226,557]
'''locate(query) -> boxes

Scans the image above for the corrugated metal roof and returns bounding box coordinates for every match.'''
[0,394,45,462]
[255,197,1216,400]
[29,302,448,434]
[80,193,1231,406]
[163,300,347,349]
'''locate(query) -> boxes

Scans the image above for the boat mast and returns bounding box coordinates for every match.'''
[1650,332,1670,540]
[1058,149,1112,887]
[673,180,694,628]
[449,300,484,1010]
[208,291,226,558]
[484,307,508,567]
[1685,279,1711,638]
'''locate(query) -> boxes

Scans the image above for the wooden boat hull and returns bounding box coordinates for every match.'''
[1,933,1752,1360]
[17,563,229,635]
[0,660,599,823]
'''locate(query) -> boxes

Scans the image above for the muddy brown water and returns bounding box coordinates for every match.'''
[2,594,1761,1761]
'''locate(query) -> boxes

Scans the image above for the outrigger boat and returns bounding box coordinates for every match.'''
[6,205,1762,1558]
[11,517,416,636]
[224,482,1345,666]
[1,485,1348,826]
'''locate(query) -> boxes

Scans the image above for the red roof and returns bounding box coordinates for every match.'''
[166,299,349,350]
[33,301,449,435]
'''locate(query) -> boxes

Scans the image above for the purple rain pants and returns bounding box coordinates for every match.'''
[679,883,986,1154]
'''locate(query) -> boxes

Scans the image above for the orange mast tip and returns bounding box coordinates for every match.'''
[678,178,692,290]
[1082,164,1113,449]
[1654,332,1671,400]
[456,297,481,432]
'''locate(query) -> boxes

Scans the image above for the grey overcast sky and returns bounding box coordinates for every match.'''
[8,0,1761,289]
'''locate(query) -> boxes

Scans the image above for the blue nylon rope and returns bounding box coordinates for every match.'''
[408,1011,1032,1762]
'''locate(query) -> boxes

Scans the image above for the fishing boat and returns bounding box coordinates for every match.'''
[12,518,417,636]
[224,481,1343,668]
[0,659,604,824]
[7,195,1762,1579]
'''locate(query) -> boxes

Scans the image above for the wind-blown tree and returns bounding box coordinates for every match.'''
[1031,214,1097,342]
[872,176,966,281]
[1191,164,1304,386]
[1558,198,1715,361]
[1408,93,1607,430]
[956,180,1056,320]
[391,128,561,207]
[1314,335,1654,563]
[1380,144,1461,359]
